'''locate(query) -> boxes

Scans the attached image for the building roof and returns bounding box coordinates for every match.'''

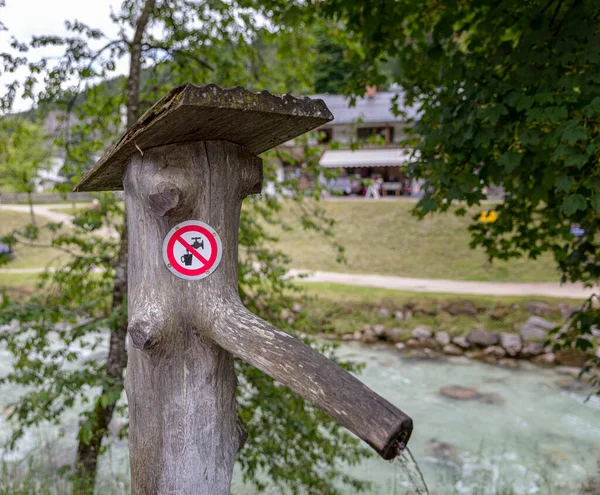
[319,148,416,168]
[311,91,418,126]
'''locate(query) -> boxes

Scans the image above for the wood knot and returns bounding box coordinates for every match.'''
[148,182,188,218]
[128,318,160,351]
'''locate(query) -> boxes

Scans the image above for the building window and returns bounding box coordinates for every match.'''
[357,126,394,144]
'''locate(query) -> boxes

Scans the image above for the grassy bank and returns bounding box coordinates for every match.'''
[6,200,560,283]
[266,200,559,282]
[300,282,574,339]
[0,211,68,270]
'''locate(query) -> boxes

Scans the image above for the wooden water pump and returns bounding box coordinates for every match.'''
[75,84,413,494]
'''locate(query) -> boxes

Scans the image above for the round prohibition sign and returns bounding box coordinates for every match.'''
[162,220,223,280]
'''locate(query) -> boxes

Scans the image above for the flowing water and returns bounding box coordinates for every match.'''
[1,337,600,494]
[394,445,430,494]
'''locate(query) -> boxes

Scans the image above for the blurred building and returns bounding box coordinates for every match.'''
[277,86,423,197]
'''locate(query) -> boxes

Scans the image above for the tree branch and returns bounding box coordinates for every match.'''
[126,0,157,127]
[143,44,215,71]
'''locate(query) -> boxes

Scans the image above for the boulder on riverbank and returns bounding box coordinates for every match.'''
[534,352,556,366]
[520,316,555,341]
[337,298,592,369]
[521,341,545,357]
[501,333,522,356]
[412,326,433,340]
[452,336,470,349]
[467,329,500,347]
[524,301,553,317]
[435,331,451,346]
[442,344,464,356]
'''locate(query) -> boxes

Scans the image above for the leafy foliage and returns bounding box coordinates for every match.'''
[0,119,53,222]
[313,25,354,94]
[319,0,600,387]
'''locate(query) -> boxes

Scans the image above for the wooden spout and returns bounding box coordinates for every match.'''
[212,301,413,459]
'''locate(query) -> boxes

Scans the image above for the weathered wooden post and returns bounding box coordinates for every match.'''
[75,84,413,494]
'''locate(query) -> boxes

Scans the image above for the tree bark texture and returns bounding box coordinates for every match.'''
[126,0,156,128]
[124,140,261,494]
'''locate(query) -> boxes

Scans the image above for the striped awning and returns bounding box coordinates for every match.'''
[319,148,415,168]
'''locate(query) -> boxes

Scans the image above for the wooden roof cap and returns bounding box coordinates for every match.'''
[74,84,333,191]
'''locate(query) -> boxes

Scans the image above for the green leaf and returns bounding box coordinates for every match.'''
[561,194,587,216]
[562,125,587,144]
[564,151,589,169]
[583,97,600,117]
[591,195,600,213]
[417,196,438,214]
[587,177,600,192]
[498,151,521,172]
[555,176,575,192]
[484,104,508,123]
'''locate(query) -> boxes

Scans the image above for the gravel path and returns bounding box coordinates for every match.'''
[0,203,116,238]
[287,269,594,300]
[0,203,75,224]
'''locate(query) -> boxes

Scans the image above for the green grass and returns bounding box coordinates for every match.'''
[266,200,559,283]
[0,211,69,269]
[0,273,42,292]
[300,282,573,338]
[4,199,561,283]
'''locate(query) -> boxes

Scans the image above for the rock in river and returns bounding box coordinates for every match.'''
[440,385,504,405]
[439,385,480,400]
[425,438,460,465]
[405,349,444,360]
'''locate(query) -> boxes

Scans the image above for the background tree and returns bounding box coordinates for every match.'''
[313,25,354,94]
[0,119,52,225]
[319,0,600,386]
[0,0,369,493]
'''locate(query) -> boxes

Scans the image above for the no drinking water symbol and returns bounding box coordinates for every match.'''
[162,220,223,280]
[181,237,204,266]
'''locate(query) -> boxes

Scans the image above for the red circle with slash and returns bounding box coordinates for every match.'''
[162,220,223,280]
